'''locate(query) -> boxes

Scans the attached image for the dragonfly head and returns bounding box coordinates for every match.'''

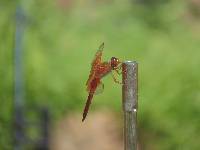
[111,57,121,70]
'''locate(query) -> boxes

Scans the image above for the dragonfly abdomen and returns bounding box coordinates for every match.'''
[83,78,100,121]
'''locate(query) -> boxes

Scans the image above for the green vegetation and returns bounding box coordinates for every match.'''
[1,0,200,149]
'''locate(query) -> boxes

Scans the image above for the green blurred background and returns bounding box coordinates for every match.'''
[1,0,200,149]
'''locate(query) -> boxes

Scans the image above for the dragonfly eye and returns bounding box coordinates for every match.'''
[111,57,119,69]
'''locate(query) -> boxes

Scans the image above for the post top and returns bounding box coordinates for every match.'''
[123,61,138,65]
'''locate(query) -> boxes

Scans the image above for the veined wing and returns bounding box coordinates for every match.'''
[91,42,104,68]
[86,43,104,86]
[94,81,104,95]
[86,81,104,95]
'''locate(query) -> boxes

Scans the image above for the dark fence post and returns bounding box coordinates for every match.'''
[36,108,50,150]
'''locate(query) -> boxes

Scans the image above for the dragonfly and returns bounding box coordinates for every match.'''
[82,43,122,122]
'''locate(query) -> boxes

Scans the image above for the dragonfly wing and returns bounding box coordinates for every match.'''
[91,42,104,67]
[86,80,104,95]
[86,43,104,86]
[94,81,104,95]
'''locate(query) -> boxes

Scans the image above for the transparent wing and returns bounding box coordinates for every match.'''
[86,81,104,95]
[94,82,104,95]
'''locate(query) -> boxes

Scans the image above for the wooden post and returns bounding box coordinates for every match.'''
[122,61,138,150]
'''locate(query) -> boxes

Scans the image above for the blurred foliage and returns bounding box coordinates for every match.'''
[1,0,200,149]
[0,1,16,149]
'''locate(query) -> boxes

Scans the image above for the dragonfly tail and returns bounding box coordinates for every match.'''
[82,93,94,122]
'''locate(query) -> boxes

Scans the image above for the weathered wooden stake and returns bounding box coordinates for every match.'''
[122,61,138,150]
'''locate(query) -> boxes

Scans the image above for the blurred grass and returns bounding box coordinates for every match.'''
[1,0,200,149]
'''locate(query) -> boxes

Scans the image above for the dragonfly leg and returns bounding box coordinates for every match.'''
[115,68,122,75]
[115,63,122,75]
[111,71,122,84]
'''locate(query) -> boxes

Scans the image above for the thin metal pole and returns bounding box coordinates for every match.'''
[14,6,25,150]
[122,61,138,150]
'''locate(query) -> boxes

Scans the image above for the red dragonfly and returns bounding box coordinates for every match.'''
[82,43,122,122]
